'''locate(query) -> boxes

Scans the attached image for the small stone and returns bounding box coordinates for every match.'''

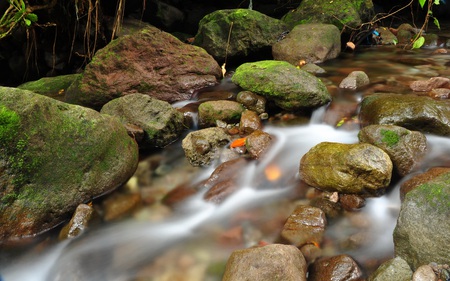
[308,254,363,281]
[340,194,366,211]
[239,109,262,135]
[339,71,370,90]
[59,204,95,240]
[102,192,141,221]
[236,91,266,114]
[245,130,273,159]
[410,77,450,92]
[412,264,438,281]
[429,88,450,99]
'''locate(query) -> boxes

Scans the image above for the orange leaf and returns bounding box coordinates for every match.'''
[230,137,247,148]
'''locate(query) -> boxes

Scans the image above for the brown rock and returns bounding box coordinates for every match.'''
[59,204,95,240]
[102,192,141,221]
[340,194,366,211]
[245,130,273,159]
[308,254,364,281]
[280,205,327,247]
[239,110,262,135]
[410,77,450,92]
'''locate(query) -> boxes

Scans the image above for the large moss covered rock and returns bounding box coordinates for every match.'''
[65,25,222,110]
[394,170,450,270]
[359,93,450,136]
[17,74,80,101]
[231,60,331,111]
[281,0,374,30]
[299,142,392,195]
[0,87,139,241]
[193,9,288,63]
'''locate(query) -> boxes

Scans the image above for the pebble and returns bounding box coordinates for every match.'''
[412,264,438,281]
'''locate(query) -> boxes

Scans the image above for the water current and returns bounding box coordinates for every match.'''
[2,46,450,281]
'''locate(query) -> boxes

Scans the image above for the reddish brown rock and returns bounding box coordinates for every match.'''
[340,194,366,211]
[245,130,274,159]
[239,110,262,135]
[308,254,364,281]
[410,77,450,92]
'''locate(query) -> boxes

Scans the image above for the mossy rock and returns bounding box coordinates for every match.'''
[231,60,331,111]
[17,74,80,101]
[0,87,139,241]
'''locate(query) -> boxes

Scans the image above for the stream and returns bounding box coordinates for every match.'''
[1,45,450,280]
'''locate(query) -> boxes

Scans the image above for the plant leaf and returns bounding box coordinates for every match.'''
[435,0,440,5]
[419,0,426,8]
[412,36,425,49]
[24,18,31,26]
[26,13,38,23]
[434,17,441,29]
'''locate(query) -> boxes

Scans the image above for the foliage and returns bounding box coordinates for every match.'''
[0,0,38,39]
[380,129,400,147]
[412,0,441,49]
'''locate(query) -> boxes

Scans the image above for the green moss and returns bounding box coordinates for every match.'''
[413,173,450,211]
[0,105,20,145]
[380,129,400,147]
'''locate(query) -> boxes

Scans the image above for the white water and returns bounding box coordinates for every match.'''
[1,124,449,281]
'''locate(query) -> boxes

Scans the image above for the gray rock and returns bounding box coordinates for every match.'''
[0,87,138,241]
[65,25,222,110]
[100,93,185,149]
[358,124,427,176]
[368,256,413,281]
[359,93,450,136]
[300,142,392,195]
[273,24,341,64]
[193,9,288,62]
[394,171,450,270]
[413,265,438,281]
[222,244,307,281]
[182,127,231,166]
[339,71,370,90]
[231,60,331,111]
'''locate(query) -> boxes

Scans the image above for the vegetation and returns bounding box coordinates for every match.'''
[380,129,400,147]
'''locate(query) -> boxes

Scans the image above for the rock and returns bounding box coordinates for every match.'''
[393,23,419,45]
[375,27,398,45]
[410,77,450,92]
[198,100,245,128]
[394,171,450,270]
[65,25,222,110]
[339,71,370,90]
[359,93,450,136]
[100,93,185,149]
[182,127,231,166]
[245,130,273,159]
[239,110,262,135]
[58,203,95,240]
[300,142,392,195]
[102,192,141,221]
[272,24,341,64]
[17,74,80,101]
[193,9,288,63]
[412,264,438,281]
[358,124,427,177]
[280,205,327,247]
[339,194,365,211]
[0,87,138,241]
[281,0,374,30]
[308,254,363,281]
[222,244,307,281]
[203,157,249,204]
[368,256,413,281]
[399,167,450,201]
[301,63,326,74]
[231,60,331,111]
[310,197,343,219]
[236,91,266,114]
[429,88,450,99]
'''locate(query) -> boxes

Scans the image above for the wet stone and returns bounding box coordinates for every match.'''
[412,264,438,281]
[198,100,245,128]
[308,254,363,281]
[280,205,327,247]
[236,91,266,114]
[59,203,95,240]
[399,167,450,201]
[339,71,370,90]
[197,90,235,101]
[245,130,273,159]
[239,109,262,135]
[339,194,366,211]
[368,256,413,281]
[429,88,450,99]
[310,197,342,219]
[410,77,450,92]
[102,192,141,221]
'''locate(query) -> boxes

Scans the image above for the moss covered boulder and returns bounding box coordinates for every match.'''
[0,87,139,241]
[100,93,185,149]
[193,9,288,63]
[394,170,450,270]
[358,125,427,177]
[281,0,374,30]
[359,93,450,136]
[272,24,341,64]
[198,100,245,128]
[17,74,80,102]
[299,142,392,195]
[65,25,222,110]
[231,60,331,111]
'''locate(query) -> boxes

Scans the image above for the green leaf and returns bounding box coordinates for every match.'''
[412,36,425,49]
[26,13,38,23]
[24,18,31,26]
[418,0,426,8]
[434,0,440,5]
[434,17,441,29]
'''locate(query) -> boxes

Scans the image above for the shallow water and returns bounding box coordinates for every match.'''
[2,46,450,281]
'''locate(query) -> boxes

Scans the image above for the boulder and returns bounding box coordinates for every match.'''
[65,25,222,110]
[17,74,80,101]
[182,127,231,166]
[358,125,427,176]
[0,87,138,241]
[236,91,266,114]
[272,24,341,64]
[281,0,374,30]
[359,93,450,136]
[299,142,392,195]
[100,93,185,149]
[339,71,370,90]
[245,129,273,159]
[394,171,450,270]
[308,254,363,281]
[193,9,288,63]
[198,100,245,128]
[368,257,413,281]
[231,60,331,111]
[222,244,307,281]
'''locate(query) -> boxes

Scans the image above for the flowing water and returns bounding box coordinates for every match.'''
[2,46,450,280]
